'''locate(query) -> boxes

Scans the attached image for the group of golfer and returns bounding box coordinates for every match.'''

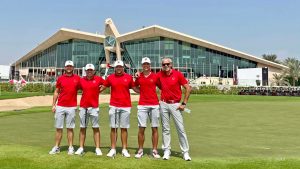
[49,57,192,161]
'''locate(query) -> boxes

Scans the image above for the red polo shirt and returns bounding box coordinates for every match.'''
[56,74,80,107]
[157,69,188,103]
[135,72,159,106]
[104,73,135,107]
[79,76,105,108]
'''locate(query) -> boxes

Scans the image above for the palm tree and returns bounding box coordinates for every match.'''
[262,54,280,63]
[283,57,297,65]
[283,57,300,86]
[272,73,290,86]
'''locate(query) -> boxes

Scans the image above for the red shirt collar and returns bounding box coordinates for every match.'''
[84,76,95,80]
[115,72,125,77]
[63,73,74,77]
[163,69,173,76]
[142,71,152,77]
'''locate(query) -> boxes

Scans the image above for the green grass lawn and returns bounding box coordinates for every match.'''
[1,95,300,168]
[0,92,49,100]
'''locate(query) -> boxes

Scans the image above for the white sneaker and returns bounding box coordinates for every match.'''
[75,147,84,155]
[183,152,192,161]
[49,146,60,155]
[95,148,103,156]
[135,149,143,159]
[152,149,161,159]
[162,150,171,160]
[122,149,131,158]
[68,146,75,155]
[107,149,116,158]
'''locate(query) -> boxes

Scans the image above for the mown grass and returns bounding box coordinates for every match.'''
[1,95,300,168]
[0,92,48,100]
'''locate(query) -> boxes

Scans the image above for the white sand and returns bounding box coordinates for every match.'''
[0,95,139,111]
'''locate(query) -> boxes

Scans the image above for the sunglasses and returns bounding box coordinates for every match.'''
[162,63,171,66]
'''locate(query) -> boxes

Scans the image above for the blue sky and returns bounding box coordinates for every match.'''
[0,0,299,64]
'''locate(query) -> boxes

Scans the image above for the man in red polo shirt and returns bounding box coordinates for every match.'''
[74,64,105,156]
[157,57,192,161]
[100,60,139,158]
[49,60,80,155]
[134,57,161,159]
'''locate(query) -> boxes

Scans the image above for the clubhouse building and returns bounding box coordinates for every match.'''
[12,18,287,85]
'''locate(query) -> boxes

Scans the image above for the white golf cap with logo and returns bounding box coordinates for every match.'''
[114,60,124,67]
[141,57,151,64]
[65,60,74,66]
[85,64,95,70]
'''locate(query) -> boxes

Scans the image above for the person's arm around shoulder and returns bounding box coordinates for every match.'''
[78,78,83,92]
[132,86,140,94]
[77,76,82,90]
[154,72,161,90]
[133,75,140,93]
[99,85,107,93]
[131,81,140,94]
[100,77,109,93]
[130,75,140,93]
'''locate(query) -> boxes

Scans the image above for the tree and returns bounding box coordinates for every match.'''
[262,54,280,64]
[283,57,300,86]
[283,57,297,66]
[272,73,290,86]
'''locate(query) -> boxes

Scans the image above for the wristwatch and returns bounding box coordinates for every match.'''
[181,102,186,106]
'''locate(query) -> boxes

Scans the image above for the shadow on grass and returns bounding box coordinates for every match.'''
[59,145,183,158]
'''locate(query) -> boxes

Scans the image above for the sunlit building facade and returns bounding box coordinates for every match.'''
[13,18,286,84]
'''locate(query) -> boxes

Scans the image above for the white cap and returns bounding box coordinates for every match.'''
[85,64,95,70]
[65,60,74,67]
[141,57,151,64]
[114,60,124,67]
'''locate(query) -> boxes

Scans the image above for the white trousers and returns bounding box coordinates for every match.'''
[159,101,189,153]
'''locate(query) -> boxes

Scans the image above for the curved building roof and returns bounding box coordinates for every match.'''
[15,21,287,70]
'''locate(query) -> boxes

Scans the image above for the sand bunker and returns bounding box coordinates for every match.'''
[0,95,139,111]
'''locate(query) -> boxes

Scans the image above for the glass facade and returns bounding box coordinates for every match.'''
[19,36,257,81]
[19,39,105,81]
[122,37,257,78]
[21,39,105,69]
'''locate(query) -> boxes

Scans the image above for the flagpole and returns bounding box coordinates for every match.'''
[20,61,22,81]
[226,63,228,79]
[186,60,188,79]
[233,64,234,85]
[26,61,28,81]
[48,61,50,82]
[14,61,17,80]
[33,62,35,80]
[203,62,204,77]
[39,59,41,82]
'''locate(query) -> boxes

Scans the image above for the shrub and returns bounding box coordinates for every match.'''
[0,82,56,93]
[0,83,14,92]
[191,85,240,95]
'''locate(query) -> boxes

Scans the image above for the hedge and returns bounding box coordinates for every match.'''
[0,82,55,93]
[190,85,241,95]
[1,82,241,95]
